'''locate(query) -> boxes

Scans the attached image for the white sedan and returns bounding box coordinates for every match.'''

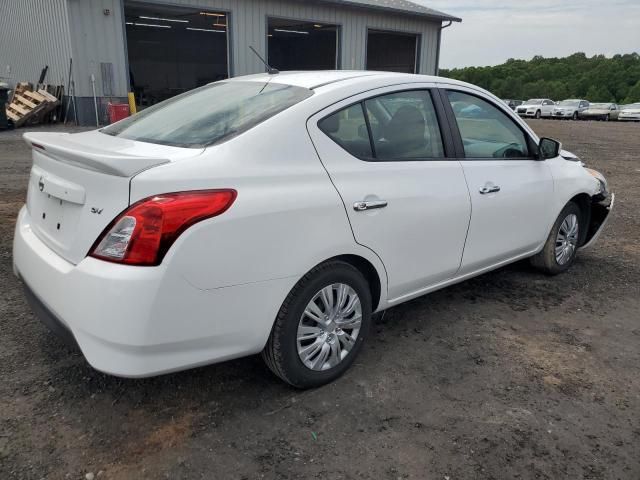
[619,103,640,122]
[515,98,556,118]
[13,71,614,388]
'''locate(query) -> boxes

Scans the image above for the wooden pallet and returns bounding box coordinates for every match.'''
[6,88,59,127]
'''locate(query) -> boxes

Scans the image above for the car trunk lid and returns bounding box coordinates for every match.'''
[23,131,203,265]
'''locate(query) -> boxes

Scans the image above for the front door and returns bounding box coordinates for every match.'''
[443,88,554,274]
[307,87,471,301]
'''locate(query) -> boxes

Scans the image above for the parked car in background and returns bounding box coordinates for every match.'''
[618,103,640,122]
[13,71,614,388]
[516,99,556,118]
[579,103,620,121]
[503,99,523,110]
[553,99,589,120]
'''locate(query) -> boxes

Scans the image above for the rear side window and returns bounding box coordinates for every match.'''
[447,90,531,159]
[102,81,313,148]
[364,90,444,160]
[318,89,444,161]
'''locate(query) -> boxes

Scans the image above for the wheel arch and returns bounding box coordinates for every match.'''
[568,192,592,246]
[330,254,383,312]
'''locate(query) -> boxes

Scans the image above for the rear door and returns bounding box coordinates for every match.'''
[441,87,553,274]
[307,85,471,301]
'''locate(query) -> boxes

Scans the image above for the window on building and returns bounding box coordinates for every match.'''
[124,3,229,106]
[267,18,339,70]
[366,30,419,73]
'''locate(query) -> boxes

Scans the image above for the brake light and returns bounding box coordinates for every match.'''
[90,190,236,266]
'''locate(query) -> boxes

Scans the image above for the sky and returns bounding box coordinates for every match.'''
[415,0,640,69]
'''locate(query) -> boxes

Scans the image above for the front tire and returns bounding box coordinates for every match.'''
[262,261,372,388]
[531,202,581,275]
[572,112,578,120]
[535,110,541,119]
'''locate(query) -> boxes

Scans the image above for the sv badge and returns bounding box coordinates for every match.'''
[91,207,104,215]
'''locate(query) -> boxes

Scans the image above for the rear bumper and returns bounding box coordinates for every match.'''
[22,281,79,349]
[13,206,292,377]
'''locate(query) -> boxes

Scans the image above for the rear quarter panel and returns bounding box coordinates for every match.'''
[129,107,388,304]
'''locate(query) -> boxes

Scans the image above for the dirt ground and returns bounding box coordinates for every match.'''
[0,120,639,480]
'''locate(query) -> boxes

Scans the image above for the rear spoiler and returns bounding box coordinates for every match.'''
[23,132,170,177]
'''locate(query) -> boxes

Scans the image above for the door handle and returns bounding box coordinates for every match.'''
[353,200,388,211]
[479,185,500,194]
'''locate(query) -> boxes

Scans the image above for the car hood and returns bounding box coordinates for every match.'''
[621,108,640,114]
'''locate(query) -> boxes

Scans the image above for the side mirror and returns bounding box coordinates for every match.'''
[538,137,561,160]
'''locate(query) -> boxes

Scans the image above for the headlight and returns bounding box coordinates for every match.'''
[585,168,608,195]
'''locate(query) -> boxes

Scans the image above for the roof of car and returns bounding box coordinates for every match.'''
[229,70,453,89]
[293,0,461,22]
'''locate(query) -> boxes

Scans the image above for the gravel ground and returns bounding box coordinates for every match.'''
[1,120,639,480]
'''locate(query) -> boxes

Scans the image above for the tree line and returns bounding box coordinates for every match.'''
[440,52,640,104]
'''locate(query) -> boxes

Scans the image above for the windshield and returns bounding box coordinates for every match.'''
[590,103,611,109]
[102,81,313,148]
[525,99,543,104]
[622,103,640,110]
[559,100,580,106]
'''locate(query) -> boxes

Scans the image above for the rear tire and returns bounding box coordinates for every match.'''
[531,202,581,275]
[262,260,372,389]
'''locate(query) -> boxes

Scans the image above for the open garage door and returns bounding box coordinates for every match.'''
[366,30,419,73]
[124,2,229,106]
[267,18,339,70]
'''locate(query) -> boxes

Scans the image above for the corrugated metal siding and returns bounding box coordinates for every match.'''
[66,0,129,97]
[137,0,442,75]
[1,0,442,97]
[0,0,73,89]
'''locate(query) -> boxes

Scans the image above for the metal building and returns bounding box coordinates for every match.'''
[0,0,460,125]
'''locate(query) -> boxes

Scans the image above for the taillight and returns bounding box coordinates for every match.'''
[89,190,237,266]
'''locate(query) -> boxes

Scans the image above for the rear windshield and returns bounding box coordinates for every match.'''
[101,81,313,148]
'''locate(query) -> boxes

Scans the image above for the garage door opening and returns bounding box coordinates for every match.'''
[366,30,419,73]
[267,18,339,70]
[124,2,229,106]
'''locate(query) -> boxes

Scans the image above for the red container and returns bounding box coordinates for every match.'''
[107,103,130,124]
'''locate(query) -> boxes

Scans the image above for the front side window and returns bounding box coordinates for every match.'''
[447,90,531,159]
[318,89,444,161]
[102,81,313,148]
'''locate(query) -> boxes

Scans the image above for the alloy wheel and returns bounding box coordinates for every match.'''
[296,283,362,371]
[555,213,579,265]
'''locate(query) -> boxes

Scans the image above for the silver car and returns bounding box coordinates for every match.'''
[618,103,640,122]
[579,103,620,121]
[553,99,589,120]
